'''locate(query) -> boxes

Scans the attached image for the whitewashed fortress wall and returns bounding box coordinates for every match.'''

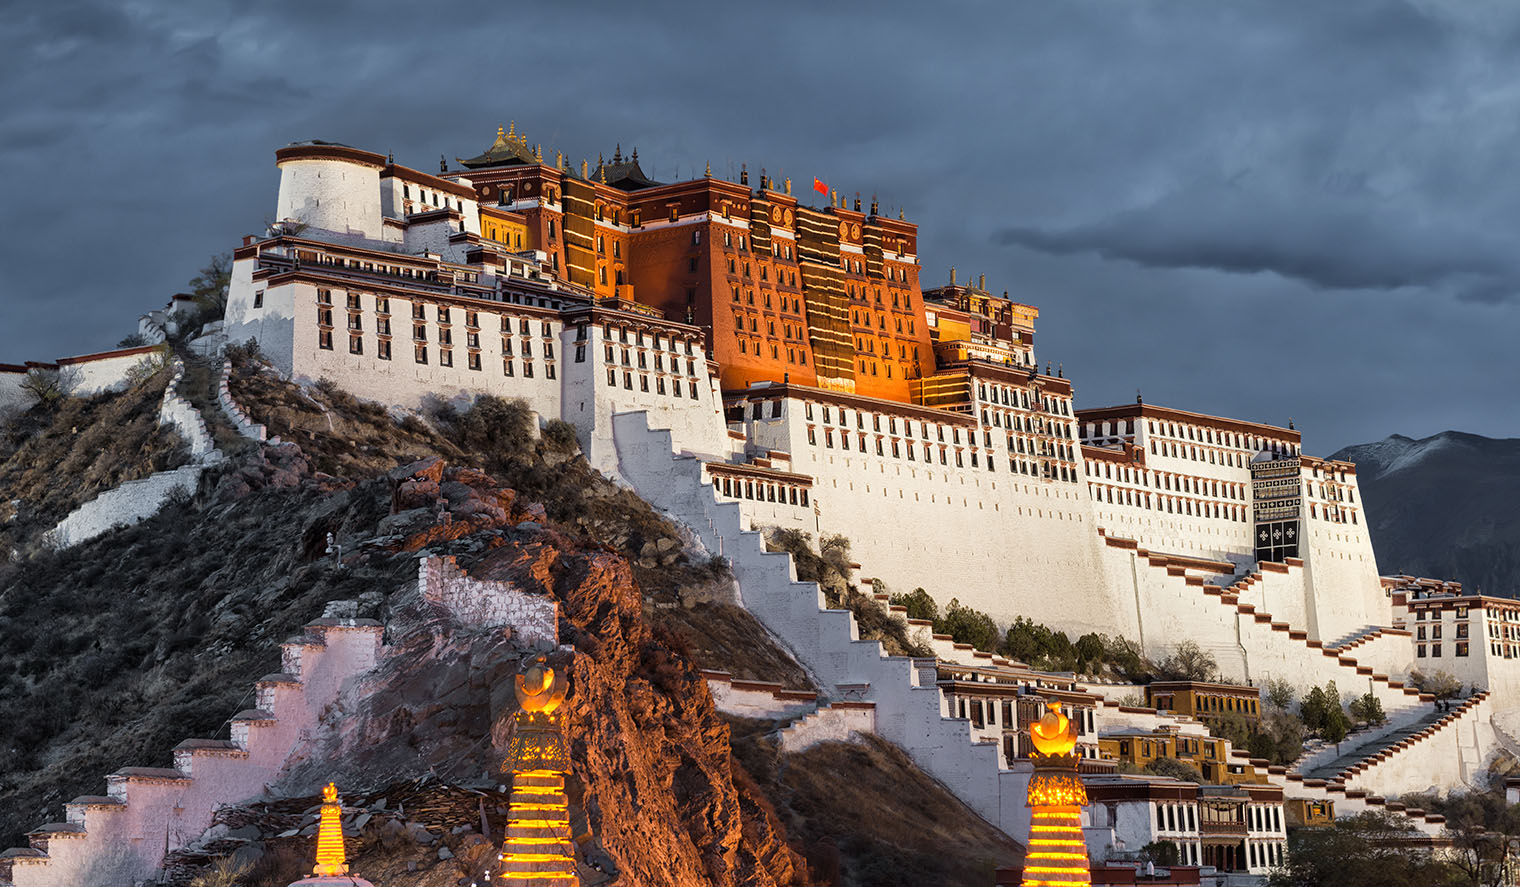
[224,138,1407,677]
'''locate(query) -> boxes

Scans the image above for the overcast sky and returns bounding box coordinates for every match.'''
[2,0,1517,452]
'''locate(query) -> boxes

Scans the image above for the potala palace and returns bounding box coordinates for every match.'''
[3,127,1515,885]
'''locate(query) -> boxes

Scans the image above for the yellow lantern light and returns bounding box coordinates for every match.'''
[1021,699,1091,887]
[312,782,348,876]
[497,655,580,887]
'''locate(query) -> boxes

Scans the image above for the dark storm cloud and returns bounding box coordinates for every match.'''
[1,0,1517,449]
[997,180,1520,303]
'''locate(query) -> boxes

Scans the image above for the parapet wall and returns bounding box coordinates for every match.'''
[417,555,558,646]
[44,359,221,550]
[0,617,384,887]
[217,360,267,441]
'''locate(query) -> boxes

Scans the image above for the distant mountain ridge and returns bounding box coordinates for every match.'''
[1331,431,1520,598]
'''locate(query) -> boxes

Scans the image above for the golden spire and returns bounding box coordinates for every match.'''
[312,782,348,876]
[581,158,589,178]
[705,161,712,177]
[1029,699,1078,757]
[1021,699,1090,886]
[508,120,516,140]
[500,655,578,885]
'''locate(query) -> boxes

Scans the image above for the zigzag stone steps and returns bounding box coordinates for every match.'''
[613,410,1032,838]
[0,619,382,887]
[1100,530,1432,727]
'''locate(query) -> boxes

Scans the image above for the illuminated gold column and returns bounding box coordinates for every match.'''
[313,782,348,875]
[498,654,579,886]
[1022,700,1092,887]
[287,782,374,886]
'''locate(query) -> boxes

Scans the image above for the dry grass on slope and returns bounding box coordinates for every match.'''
[0,363,188,554]
[730,730,1024,887]
[225,350,465,478]
[229,351,812,690]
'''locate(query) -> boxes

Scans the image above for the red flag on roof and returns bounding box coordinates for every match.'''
[813,177,828,195]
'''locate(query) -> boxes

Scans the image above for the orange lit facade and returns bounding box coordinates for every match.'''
[453,129,933,401]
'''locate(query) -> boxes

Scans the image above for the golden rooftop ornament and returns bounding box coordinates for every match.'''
[1021,699,1091,886]
[497,654,579,885]
[286,782,374,886]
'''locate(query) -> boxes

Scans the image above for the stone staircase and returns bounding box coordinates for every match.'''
[613,411,1029,838]
[44,358,223,549]
[777,702,877,753]
[216,358,268,442]
[1299,707,1453,781]
[0,619,383,887]
[1099,530,1432,725]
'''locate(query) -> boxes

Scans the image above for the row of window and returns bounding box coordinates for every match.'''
[1089,461,1249,500]
[1090,484,1250,521]
[731,286,804,312]
[1151,439,1261,468]
[605,368,700,399]
[712,474,809,507]
[319,288,560,337]
[319,330,558,379]
[736,338,813,366]
[399,183,466,213]
[1248,841,1285,870]
[1416,642,1469,657]
[1310,502,1359,524]
[601,323,698,355]
[803,422,1080,483]
[1416,623,1471,641]
[602,343,699,376]
[1147,419,1295,456]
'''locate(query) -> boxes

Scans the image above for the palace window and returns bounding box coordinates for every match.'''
[348,334,362,355]
[318,329,333,350]
[414,344,427,364]
[377,339,391,360]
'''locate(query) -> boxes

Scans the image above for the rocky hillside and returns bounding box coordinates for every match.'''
[1331,431,1520,597]
[0,360,188,555]
[0,354,1021,886]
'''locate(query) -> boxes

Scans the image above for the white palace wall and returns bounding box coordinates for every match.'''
[275,157,384,244]
[224,266,732,475]
[1301,516,1388,645]
[733,395,1133,638]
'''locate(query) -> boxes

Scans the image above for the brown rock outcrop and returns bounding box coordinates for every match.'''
[475,538,808,887]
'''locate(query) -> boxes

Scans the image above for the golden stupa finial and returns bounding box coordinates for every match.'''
[535,143,543,162]
[600,165,607,184]
[514,653,569,714]
[1029,699,1079,757]
[705,161,712,177]
[312,781,348,875]
[497,125,505,138]
[508,120,516,140]
[581,158,589,178]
